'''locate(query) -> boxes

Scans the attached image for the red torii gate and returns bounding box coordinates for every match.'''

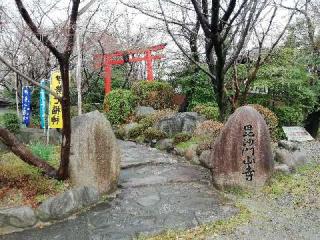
[95,44,166,94]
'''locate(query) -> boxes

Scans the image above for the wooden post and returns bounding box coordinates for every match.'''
[145,50,154,81]
[104,55,112,94]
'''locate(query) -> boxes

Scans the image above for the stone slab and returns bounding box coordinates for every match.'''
[119,140,178,168]
[282,126,314,142]
[120,163,211,187]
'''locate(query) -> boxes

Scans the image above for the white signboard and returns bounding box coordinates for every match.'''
[282,126,314,142]
[249,86,268,95]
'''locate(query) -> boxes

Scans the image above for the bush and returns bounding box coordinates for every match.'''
[104,89,137,125]
[83,103,102,113]
[173,132,192,145]
[131,81,175,110]
[192,104,220,120]
[193,120,224,139]
[274,106,304,126]
[250,104,278,139]
[128,124,146,139]
[139,109,176,127]
[144,127,167,141]
[114,127,126,140]
[2,113,20,134]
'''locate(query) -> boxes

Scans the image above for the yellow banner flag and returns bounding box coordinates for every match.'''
[49,71,63,128]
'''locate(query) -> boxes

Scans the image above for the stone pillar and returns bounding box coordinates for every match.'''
[210,106,273,189]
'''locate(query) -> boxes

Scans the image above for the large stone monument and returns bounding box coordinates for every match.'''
[69,111,120,194]
[210,106,273,189]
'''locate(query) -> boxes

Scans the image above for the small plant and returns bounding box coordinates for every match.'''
[193,120,224,138]
[192,103,220,120]
[30,142,55,162]
[131,81,175,110]
[128,124,146,139]
[173,132,192,145]
[144,127,167,141]
[1,113,21,134]
[104,89,137,125]
[114,126,126,140]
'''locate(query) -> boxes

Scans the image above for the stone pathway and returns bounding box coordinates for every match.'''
[1,141,237,240]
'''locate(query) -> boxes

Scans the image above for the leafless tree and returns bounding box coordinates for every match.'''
[0,0,81,179]
[227,2,295,110]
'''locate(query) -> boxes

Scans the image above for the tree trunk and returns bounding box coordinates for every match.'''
[0,128,57,177]
[57,59,72,180]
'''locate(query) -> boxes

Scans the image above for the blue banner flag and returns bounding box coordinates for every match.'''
[22,86,32,126]
[40,80,46,129]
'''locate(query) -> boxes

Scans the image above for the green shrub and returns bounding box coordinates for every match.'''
[274,106,304,126]
[173,132,192,145]
[104,89,137,125]
[2,113,20,134]
[192,104,220,120]
[144,127,167,141]
[250,104,279,140]
[128,124,145,139]
[131,81,175,110]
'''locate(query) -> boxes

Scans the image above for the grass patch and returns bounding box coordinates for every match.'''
[224,186,253,198]
[263,162,320,207]
[29,142,60,167]
[137,203,250,240]
[0,147,69,208]
[175,136,207,150]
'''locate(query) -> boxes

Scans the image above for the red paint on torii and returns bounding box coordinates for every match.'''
[95,44,166,94]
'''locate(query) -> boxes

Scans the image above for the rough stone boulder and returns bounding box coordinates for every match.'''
[210,106,273,189]
[274,148,307,170]
[155,112,205,136]
[36,186,99,221]
[69,111,121,194]
[0,206,36,228]
[135,106,155,118]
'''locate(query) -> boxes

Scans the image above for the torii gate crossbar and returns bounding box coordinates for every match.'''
[95,44,166,94]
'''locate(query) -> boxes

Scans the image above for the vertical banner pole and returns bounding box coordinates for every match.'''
[47,76,51,145]
[76,31,82,115]
[15,73,20,118]
[40,79,46,132]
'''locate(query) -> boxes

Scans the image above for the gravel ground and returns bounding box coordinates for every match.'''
[209,193,320,240]
[208,140,320,240]
[299,140,320,162]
